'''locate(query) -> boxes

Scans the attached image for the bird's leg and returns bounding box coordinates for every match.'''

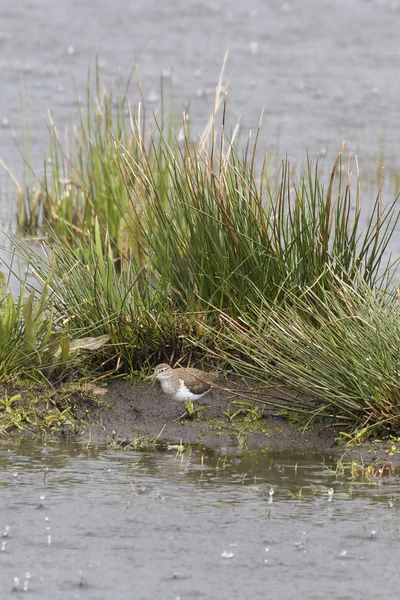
[174,410,189,422]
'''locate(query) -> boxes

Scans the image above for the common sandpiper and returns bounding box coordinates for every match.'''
[144,363,220,418]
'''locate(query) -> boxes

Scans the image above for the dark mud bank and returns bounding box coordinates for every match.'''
[81,380,400,465]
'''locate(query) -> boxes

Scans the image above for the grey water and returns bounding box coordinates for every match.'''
[0,441,399,600]
[2,0,400,198]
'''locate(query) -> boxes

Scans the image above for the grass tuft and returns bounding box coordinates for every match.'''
[1,62,400,438]
[199,272,400,435]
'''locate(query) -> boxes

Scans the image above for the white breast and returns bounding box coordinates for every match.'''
[173,379,211,402]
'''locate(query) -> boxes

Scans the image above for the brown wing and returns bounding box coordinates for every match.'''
[177,367,221,393]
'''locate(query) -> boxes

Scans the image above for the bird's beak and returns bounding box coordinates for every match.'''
[143,372,156,382]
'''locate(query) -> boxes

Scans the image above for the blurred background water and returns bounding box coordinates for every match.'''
[2,0,400,216]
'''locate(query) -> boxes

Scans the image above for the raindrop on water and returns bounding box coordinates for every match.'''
[328,488,334,502]
[268,488,274,504]
[221,551,234,558]
[294,541,305,551]
[250,41,259,55]
[12,577,20,592]
[23,572,31,592]
[148,89,159,103]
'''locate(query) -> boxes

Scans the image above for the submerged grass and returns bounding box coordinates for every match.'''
[1,62,400,437]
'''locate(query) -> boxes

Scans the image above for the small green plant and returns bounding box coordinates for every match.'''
[224,400,264,422]
[168,439,186,455]
[183,399,210,419]
[287,488,303,500]
[330,455,393,480]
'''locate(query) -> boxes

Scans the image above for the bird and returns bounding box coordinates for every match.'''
[144,363,221,418]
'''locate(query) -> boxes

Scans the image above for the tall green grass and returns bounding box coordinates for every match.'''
[13,66,399,307]
[11,222,203,372]
[122,132,398,314]
[198,273,400,436]
[17,64,178,258]
[0,258,110,383]
[3,64,400,436]
[9,68,400,333]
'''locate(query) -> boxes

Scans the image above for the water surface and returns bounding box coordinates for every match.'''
[1,441,399,599]
[2,0,400,201]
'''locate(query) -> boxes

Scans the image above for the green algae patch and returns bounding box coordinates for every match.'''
[0,381,105,437]
[206,409,274,452]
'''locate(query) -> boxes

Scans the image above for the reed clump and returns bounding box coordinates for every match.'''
[2,64,400,435]
[198,273,400,436]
